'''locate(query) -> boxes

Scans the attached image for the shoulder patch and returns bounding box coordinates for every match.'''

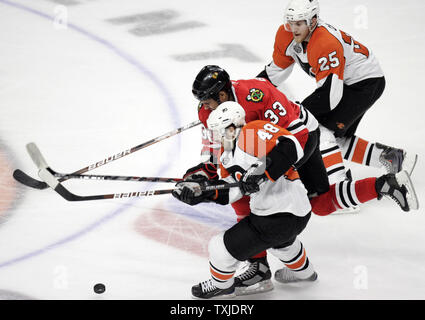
[246,88,264,103]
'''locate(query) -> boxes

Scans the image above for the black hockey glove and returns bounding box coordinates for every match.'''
[172,177,229,206]
[183,162,218,181]
[239,160,268,195]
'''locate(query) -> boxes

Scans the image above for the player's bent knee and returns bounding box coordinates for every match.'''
[208,232,239,271]
[269,238,302,261]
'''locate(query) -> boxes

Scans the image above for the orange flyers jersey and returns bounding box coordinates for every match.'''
[273,21,383,85]
[197,78,318,161]
[219,120,311,217]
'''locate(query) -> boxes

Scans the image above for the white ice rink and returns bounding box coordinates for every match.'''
[0,0,424,300]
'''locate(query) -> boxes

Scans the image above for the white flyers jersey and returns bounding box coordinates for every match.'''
[219,120,311,217]
[272,21,384,86]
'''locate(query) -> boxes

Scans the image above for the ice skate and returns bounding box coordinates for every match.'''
[377,143,417,175]
[191,279,235,299]
[375,170,419,212]
[332,206,360,215]
[274,267,318,284]
[234,257,274,296]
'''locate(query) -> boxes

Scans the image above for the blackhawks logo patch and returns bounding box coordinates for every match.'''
[246,88,264,102]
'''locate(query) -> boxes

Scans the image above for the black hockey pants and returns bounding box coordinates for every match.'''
[302,76,386,138]
[295,128,330,196]
[223,211,311,261]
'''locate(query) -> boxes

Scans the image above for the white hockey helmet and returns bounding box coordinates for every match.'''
[283,0,320,31]
[207,101,246,149]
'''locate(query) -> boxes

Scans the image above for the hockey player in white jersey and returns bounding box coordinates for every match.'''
[174,101,317,299]
[257,0,417,185]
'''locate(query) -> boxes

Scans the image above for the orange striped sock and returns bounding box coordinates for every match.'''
[341,136,381,167]
[210,262,235,288]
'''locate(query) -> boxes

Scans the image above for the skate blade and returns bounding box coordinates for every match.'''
[274,271,318,284]
[403,152,418,175]
[332,206,360,215]
[234,279,274,296]
[396,170,419,211]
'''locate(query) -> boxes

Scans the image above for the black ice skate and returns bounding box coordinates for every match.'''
[375,171,419,212]
[274,267,318,284]
[191,279,235,299]
[234,257,274,295]
[376,143,417,175]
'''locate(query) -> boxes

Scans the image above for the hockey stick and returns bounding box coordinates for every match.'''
[13,120,201,189]
[21,168,182,183]
[27,143,239,202]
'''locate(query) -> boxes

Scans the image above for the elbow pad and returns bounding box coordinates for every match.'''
[265,136,299,181]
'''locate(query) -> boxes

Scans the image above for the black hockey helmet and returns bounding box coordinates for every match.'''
[192,65,232,102]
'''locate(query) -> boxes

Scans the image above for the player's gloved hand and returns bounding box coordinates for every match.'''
[239,160,268,195]
[183,162,218,181]
[172,177,216,206]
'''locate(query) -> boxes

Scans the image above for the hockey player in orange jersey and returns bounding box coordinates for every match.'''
[257,0,417,185]
[172,102,418,299]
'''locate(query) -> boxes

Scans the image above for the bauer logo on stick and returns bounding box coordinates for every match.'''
[114,191,155,198]
[88,150,132,170]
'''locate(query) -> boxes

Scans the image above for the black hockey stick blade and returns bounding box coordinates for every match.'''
[13,169,48,189]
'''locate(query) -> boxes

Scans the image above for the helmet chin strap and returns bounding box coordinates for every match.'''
[222,137,234,151]
[308,17,319,33]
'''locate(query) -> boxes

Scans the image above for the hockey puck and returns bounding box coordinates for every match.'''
[94,283,105,294]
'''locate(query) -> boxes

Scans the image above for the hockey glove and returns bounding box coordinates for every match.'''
[239,159,268,195]
[183,162,218,181]
[172,177,229,206]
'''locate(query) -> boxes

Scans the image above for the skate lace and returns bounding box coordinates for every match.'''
[385,194,403,209]
[381,180,406,209]
[200,279,216,293]
[379,154,393,172]
[238,262,258,281]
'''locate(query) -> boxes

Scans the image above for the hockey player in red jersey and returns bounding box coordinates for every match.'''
[257,0,417,185]
[183,64,330,295]
[172,102,418,299]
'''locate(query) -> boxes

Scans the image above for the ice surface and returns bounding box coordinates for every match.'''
[0,0,424,300]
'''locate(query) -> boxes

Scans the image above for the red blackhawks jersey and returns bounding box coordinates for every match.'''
[198,78,318,162]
